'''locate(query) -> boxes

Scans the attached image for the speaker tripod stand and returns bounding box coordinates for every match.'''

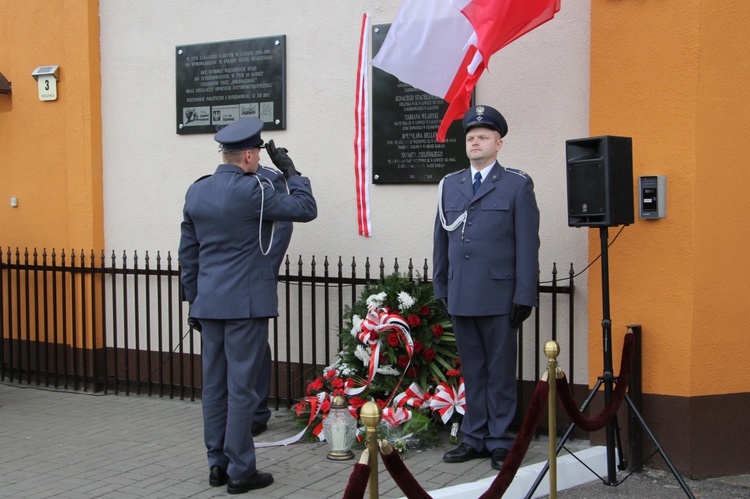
[525,226,694,499]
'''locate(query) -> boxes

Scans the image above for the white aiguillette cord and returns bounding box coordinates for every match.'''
[437,177,467,235]
[255,175,277,256]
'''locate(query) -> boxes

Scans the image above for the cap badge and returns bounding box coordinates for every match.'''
[475,105,485,115]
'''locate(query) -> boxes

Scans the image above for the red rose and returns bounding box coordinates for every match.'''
[405,366,418,378]
[333,388,344,396]
[325,370,337,380]
[380,354,387,363]
[295,402,308,416]
[432,324,444,338]
[408,314,421,327]
[413,340,423,353]
[307,377,324,394]
[424,348,436,361]
[332,377,344,388]
[397,355,409,367]
[349,397,365,409]
[446,369,461,377]
[321,398,331,414]
[387,333,400,347]
[419,305,430,316]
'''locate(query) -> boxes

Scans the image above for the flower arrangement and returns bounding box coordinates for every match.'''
[293,272,466,451]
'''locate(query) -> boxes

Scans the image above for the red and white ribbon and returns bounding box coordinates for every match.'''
[382,406,413,427]
[256,392,328,448]
[394,382,427,409]
[429,379,466,424]
[345,306,413,396]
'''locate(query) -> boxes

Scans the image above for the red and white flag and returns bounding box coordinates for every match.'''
[354,13,373,237]
[372,0,561,142]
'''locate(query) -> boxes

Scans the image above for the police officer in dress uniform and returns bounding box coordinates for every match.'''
[433,105,540,470]
[179,118,317,494]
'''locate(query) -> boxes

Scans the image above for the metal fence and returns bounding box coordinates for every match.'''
[0,247,577,419]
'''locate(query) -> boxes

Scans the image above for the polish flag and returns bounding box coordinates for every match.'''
[372,0,561,142]
[354,13,373,237]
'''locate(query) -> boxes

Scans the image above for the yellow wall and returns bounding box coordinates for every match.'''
[0,0,103,252]
[589,0,750,396]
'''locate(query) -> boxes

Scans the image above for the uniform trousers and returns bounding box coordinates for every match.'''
[200,317,268,479]
[452,314,518,452]
[253,343,272,425]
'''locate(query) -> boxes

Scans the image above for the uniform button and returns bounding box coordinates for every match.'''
[470,206,475,210]
[465,239,470,243]
[465,255,470,260]
[467,221,472,226]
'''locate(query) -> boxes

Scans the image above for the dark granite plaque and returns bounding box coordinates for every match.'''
[371,24,468,184]
[176,36,286,134]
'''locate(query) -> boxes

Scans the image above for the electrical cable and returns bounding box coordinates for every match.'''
[539,225,626,284]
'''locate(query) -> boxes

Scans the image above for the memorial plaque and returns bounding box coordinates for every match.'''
[371,24,469,184]
[176,36,286,134]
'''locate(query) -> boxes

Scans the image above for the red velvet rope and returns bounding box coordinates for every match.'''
[341,463,371,499]
[375,380,551,499]
[346,332,635,498]
[556,332,634,432]
[479,379,550,498]
[380,446,433,499]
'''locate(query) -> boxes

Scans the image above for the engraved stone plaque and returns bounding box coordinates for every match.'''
[176,36,286,134]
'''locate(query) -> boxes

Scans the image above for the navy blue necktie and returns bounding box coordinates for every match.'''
[472,171,482,195]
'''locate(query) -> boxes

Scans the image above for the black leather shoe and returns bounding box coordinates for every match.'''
[491,448,510,470]
[227,471,274,494]
[442,443,490,463]
[251,422,267,437]
[208,466,228,487]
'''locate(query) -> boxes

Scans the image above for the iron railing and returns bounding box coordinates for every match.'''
[0,247,576,420]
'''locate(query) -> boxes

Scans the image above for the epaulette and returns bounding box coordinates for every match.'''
[443,168,467,180]
[504,167,528,179]
[259,165,283,177]
[193,174,211,183]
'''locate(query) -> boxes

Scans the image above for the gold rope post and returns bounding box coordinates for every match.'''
[544,340,560,499]
[360,401,382,499]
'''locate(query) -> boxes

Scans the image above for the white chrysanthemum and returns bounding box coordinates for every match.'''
[397,291,415,310]
[350,314,362,337]
[366,292,387,308]
[339,362,356,376]
[339,364,356,376]
[355,344,371,366]
[376,365,401,376]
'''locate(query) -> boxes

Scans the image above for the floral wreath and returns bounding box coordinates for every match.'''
[293,272,465,450]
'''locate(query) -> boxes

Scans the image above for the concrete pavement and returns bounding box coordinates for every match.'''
[1,382,748,498]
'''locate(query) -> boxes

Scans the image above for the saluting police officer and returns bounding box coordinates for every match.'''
[179,118,317,494]
[433,105,540,470]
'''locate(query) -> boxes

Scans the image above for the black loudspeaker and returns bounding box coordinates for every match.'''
[566,135,634,227]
